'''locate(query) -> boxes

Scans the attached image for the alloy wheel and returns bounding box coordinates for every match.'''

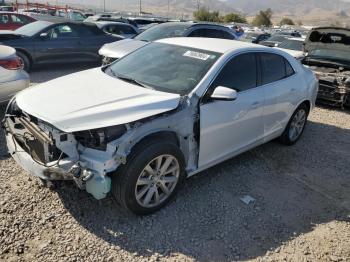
[289,109,307,142]
[135,154,180,208]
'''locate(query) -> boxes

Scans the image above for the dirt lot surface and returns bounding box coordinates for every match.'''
[0,65,349,262]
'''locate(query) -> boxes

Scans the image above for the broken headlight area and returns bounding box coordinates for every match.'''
[74,125,127,151]
[4,113,67,166]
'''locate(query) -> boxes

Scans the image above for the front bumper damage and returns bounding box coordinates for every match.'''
[2,107,112,200]
[312,67,350,108]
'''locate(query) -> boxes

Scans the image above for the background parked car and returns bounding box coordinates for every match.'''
[0,6,15,12]
[96,21,140,38]
[0,12,36,30]
[260,34,293,47]
[302,27,350,108]
[274,37,305,60]
[0,20,122,71]
[0,45,29,104]
[99,22,238,65]
[85,14,137,27]
[240,32,271,44]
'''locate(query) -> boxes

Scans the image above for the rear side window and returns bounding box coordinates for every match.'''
[106,24,136,35]
[260,53,294,85]
[189,28,234,39]
[0,14,9,24]
[285,59,295,77]
[211,53,257,92]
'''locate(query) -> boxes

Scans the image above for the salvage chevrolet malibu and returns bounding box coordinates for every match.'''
[2,38,318,215]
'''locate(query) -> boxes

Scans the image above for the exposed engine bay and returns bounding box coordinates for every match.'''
[303,27,350,108]
[308,65,350,108]
[2,97,198,200]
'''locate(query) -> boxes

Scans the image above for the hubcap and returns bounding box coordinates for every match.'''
[289,109,306,142]
[135,155,180,208]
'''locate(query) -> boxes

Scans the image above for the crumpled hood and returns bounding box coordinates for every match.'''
[98,39,148,59]
[305,27,350,53]
[15,68,180,132]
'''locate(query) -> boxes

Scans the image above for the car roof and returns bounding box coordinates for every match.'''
[156,37,268,54]
[95,21,133,26]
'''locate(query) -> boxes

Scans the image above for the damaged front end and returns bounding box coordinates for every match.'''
[303,27,350,108]
[2,96,198,201]
[2,99,119,200]
[311,66,350,108]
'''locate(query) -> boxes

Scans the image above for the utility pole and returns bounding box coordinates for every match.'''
[103,0,106,12]
[139,0,142,14]
[167,0,170,19]
[197,0,200,11]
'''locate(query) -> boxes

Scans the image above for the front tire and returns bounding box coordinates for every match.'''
[279,103,309,145]
[112,138,186,215]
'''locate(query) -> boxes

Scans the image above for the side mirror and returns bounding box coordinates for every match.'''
[39,32,49,40]
[211,86,238,101]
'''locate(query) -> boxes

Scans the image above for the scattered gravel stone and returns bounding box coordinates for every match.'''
[0,69,349,261]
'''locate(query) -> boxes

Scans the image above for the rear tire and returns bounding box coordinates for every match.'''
[111,138,186,215]
[16,51,31,72]
[279,103,309,145]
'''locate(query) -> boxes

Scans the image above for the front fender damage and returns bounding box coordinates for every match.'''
[4,97,199,200]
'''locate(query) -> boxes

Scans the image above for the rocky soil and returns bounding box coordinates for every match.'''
[0,66,349,261]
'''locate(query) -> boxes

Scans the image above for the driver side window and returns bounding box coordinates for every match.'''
[45,25,78,39]
[210,53,257,92]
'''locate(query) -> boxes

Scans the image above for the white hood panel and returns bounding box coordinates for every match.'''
[15,68,180,132]
[98,39,148,59]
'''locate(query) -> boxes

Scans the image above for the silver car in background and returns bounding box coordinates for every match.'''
[99,22,238,65]
[95,21,140,39]
[0,45,29,104]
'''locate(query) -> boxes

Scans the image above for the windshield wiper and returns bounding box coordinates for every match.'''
[115,74,154,90]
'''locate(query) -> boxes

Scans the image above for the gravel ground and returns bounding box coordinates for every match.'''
[0,66,349,262]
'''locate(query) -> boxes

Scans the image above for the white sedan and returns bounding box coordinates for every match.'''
[3,38,318,215]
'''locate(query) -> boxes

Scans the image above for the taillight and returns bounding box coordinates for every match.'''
[0,57,23,70]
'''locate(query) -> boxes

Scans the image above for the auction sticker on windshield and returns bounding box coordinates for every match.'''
[183,50,211,60]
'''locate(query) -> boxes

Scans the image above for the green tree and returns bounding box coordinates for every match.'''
[252,8,273,27]
[222,13,247,23]
[280,17,295,26]
[193,7,220,22]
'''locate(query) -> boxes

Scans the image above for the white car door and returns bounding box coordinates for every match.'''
[198,53,265,168]
[259,53,301,140]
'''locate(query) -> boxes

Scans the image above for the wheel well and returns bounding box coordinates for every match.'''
[134,131,180,149]
[15,49,33,64]
[300,100,311,114]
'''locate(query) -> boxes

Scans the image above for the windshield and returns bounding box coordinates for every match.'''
[308,49,350,64]
[278,39,304,51]
[267,35,287,42]
[70,11,86,21]
[15,21,52,36]
[107,42,221,95]
[134,23,190,42]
